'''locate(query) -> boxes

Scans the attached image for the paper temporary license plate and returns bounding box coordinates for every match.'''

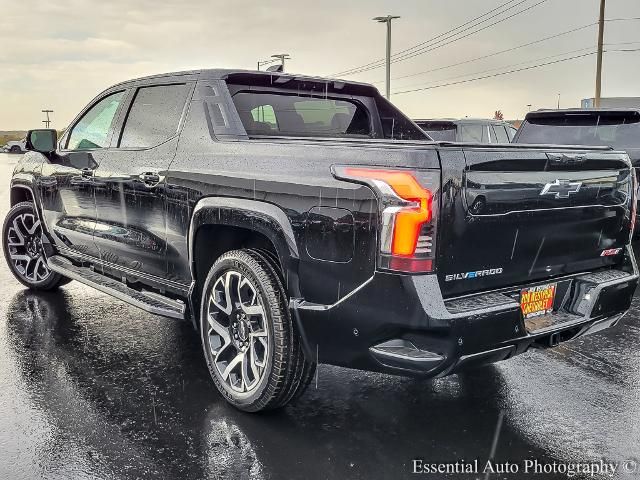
[520,283,556,319]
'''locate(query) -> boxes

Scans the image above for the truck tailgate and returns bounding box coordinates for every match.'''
[438,148,634,297]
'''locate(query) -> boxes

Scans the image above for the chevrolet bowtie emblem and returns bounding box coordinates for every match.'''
[539,179,582,199]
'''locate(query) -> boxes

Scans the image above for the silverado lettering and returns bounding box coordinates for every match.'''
[445,268,504,282]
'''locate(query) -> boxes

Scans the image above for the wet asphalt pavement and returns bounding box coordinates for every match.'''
[0,153,639,480]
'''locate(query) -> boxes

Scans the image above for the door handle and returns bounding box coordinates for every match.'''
[81,168,93,178]
[138,172,161,186]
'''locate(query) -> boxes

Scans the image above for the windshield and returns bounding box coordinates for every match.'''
[517,113,640,148]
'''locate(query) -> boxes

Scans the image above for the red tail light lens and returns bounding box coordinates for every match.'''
[333,166,439,273]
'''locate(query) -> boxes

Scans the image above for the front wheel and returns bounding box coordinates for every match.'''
[2,202,68,290]
[200,249,311,412]
[10,146,22,153]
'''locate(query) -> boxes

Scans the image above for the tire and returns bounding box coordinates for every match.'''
[248,247,317,404]
[2,202,68,290]
[291,359,316,402]
[10,146,21,153]
[200,249,311,412]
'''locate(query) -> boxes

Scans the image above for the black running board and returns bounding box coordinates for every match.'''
[48,255,186,320]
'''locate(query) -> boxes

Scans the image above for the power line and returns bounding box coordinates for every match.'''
[374,0,551,69]
[377,17,640,84]
[335,0,549,77]
[396,46,598,91]
[393,48,640,95]
[332,0,523,76]
[372,22,596,84]
[390,1,527,60]
[332,0,534,77]
[335,0,536,76]
[394,40,640,90]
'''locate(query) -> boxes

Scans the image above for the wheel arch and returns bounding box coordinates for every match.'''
[10,184,35,207]
[188,197,301,324]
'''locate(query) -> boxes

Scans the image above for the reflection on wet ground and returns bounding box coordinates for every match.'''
[0,154,638,479]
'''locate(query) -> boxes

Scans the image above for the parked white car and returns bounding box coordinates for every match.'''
[3,138,27,153]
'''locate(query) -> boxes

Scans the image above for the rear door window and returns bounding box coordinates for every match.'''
[119,84,190,148]
[488,125,498,143]
[459,124,486,143]
[493,125,510,143]
[233,92,371,138]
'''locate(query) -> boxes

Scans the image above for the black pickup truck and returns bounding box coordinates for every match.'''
[4,69,638,412]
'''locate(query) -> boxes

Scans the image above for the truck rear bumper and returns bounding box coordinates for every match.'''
[291,246,638,377]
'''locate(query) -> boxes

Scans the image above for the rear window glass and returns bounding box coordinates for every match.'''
[416,123,456,141]
[517,113,640,148]
[233,92,371,137]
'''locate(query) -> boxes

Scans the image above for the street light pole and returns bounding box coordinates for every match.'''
[595,0,606,108]
[373,15,400,100]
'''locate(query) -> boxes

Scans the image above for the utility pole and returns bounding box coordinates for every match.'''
[557,93,561,109]
[271,53,291,72]
[595,0,606,108]
[373,15,400,100]
[42,109,53,128]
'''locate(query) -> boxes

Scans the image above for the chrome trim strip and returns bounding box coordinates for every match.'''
[468,201,628,218]
[291,274,375,312]
[369,347,444,364]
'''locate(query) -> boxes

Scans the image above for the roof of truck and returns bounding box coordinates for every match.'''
[111,68,377,90]
[413,118,515,126]
[526,108,640,119]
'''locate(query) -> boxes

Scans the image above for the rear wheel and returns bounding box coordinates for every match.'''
[10,145,21,153]
[200,249,313,412]
[2,202,68,290]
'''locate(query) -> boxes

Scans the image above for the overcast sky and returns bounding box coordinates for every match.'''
[1,0,639,130]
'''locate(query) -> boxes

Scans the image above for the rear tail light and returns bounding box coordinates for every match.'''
[332,166,439,273]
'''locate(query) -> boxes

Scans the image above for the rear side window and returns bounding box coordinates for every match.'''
[233,92,371,137]
[119,84,190,148]
[493,125,510,143]
[459,124,487,143]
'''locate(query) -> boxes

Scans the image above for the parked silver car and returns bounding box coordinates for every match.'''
[2,138,27,153]
[414,118,517,143]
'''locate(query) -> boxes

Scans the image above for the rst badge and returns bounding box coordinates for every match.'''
[601,248,622,257]
[445,268,503,282]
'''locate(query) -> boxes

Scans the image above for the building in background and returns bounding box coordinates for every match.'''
[582,97,640,108]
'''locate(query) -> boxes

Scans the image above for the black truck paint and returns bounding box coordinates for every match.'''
[6,70,639,397]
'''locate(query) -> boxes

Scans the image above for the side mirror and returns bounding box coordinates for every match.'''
[26,129,57,154]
